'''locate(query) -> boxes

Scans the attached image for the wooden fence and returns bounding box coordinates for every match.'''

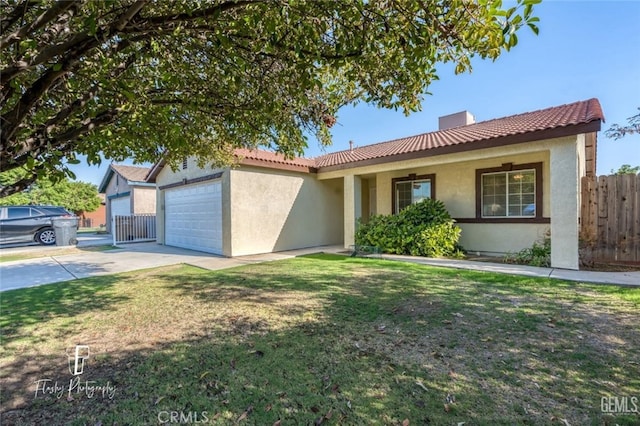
[580,174,640,264]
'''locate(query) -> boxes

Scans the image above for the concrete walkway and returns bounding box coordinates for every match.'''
[380,254,640,287]
[1,241,638,292]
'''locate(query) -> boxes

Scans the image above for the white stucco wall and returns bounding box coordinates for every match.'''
[156,160,343,256]
[549,137,581,269]
[343,175,362,247]
[229,167,343,256]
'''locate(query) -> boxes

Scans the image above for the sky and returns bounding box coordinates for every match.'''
[71,0,640,187]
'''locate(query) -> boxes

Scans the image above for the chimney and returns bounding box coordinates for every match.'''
[438,111,475,130]
[349,140,354,151]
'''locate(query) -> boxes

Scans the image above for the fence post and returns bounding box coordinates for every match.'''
[112,215,116,246]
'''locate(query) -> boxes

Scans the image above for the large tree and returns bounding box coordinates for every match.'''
[1,0,540,197]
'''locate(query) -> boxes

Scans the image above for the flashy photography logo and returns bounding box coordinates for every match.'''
[68,344,90,375]
[33,345,116,400]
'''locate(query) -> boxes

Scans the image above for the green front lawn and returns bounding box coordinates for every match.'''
[1,255,638,425]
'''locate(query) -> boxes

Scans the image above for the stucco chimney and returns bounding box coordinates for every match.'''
[349,140,354,151]
[438,111,475,130]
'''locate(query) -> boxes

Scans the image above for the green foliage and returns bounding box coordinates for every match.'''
[504,235,551,267]
[1,0,540,197]
[0,173,101,214]
[355,199,462,258]
[611,164,640,175]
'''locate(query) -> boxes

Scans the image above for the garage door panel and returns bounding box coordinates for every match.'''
[165,181,223,255]
[110,197,130,218]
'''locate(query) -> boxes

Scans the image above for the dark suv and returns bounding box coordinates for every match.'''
[0,205,76,245]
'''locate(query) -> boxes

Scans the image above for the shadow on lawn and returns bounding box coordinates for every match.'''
[2,257,639,425]
[1,275,129,336]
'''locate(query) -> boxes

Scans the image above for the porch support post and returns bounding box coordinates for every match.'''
[549,139,581,270]
[344,175,362,248]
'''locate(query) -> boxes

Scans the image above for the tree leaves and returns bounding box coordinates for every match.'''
[1,0,540,197]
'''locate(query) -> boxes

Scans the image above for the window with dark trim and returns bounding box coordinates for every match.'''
[182,157,188,170]
[474,162,544,222]
[392,174,435,213]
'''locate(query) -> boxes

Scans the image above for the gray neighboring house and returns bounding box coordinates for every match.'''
[98,164,157,233]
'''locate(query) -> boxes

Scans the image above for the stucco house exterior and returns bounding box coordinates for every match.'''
[98,164,157,233]
[148,99,603,270]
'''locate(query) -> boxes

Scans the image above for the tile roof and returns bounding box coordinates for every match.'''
[235,148,317,171]
[145,98,603,178]
[314,98,604,169]
[111,164,152,182]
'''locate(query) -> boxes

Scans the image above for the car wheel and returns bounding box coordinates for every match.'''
[36,228,56,245]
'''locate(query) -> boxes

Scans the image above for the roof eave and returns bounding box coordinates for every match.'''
[145,158,165,182]
[318,120,602,173]
[97,166,115,193]
[239,157,318,174]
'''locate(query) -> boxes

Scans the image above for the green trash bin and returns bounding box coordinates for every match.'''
[52,217,79,246]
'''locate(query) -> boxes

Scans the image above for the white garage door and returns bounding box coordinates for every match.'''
[110,196,130,218]
[164,181,223,255]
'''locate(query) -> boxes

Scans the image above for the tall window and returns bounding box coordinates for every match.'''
[392,174,435,213]
[182,157,188,170]
[482,169,535,217]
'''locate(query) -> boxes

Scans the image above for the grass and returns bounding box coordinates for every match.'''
[1,254,638,425]
[0,245,117,263]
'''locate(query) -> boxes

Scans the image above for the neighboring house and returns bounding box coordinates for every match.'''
[98,164,157,233]
[78,193,106,228]
[148,99,603,270]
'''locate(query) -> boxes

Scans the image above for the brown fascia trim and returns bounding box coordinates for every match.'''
[317,121,602,173]
[159,172,224,190]
[145,158,166,182]
[239,157,318,174]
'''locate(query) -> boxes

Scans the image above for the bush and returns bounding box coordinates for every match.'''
[504,234,551,267]
[355,199,462,258]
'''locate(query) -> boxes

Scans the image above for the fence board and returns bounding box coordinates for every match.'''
[580,174,640,265]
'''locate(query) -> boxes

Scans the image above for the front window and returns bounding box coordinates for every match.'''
[395,177,433,212]
[482,169,535,217]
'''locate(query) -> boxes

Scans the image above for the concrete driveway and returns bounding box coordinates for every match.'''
[0,243,211,291]
[0,242,336,292]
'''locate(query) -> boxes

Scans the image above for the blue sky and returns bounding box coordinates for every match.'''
[72,1,640,186]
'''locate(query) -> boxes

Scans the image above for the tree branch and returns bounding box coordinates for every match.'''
[0,0,77,50]
[114,0,148,31]
[0,0,40,37]
[1,34,101,145]
[142,0,259,26]
[0,170,39,198]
